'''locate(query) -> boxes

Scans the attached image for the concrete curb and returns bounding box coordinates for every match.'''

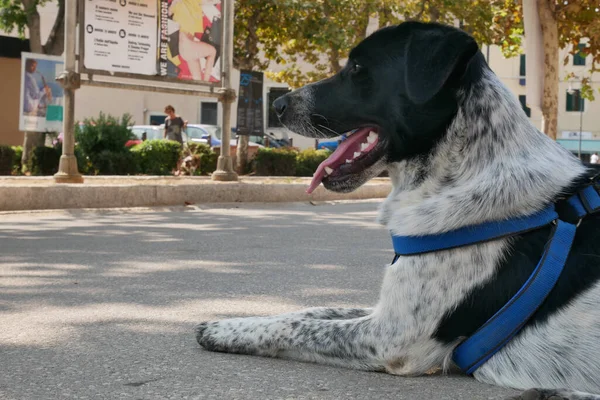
[0,176,391,211]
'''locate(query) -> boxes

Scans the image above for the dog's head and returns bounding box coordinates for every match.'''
[273,22,481,193]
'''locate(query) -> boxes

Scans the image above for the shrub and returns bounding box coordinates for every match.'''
[75,112,136,155]
[75,112,137,174]
[131,139,182,175]
[74,144,92,175]
[0,145,15,175]
[295,148,332,177]
[29,146,61,176]
[11,146,23,174]
[201,152,218,175]
[94,150,138,175]
[253,147,297,176]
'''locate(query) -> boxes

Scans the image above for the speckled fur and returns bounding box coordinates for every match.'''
[196,23,600,400]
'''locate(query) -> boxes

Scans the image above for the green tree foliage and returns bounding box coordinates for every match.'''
[234,0,521,87]
[0,0,65,54]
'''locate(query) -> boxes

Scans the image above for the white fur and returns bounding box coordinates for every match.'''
[196,61,600,400]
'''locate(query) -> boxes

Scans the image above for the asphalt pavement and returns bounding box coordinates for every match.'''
[0,200,521,399]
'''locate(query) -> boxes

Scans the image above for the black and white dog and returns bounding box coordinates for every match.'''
[197,22,600,399]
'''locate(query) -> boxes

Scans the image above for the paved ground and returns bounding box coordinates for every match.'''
[0,201,520,399]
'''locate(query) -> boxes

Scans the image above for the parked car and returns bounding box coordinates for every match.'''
[184,124,222,146]
[317,134,347,151]
[185,124,262,149]
[130,123,263,149]
[128,125,164,147]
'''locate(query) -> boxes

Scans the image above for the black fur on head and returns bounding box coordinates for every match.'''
[273,22,484,191]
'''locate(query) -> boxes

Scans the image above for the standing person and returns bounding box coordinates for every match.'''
[591,152,599,164]
[163,105,187,145]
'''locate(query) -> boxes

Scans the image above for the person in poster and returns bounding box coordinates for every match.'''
[166,0,221,82]
[23,59,52,117]
[20,53,64,132]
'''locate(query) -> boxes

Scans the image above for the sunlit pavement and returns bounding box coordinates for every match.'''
[0,201,519,399]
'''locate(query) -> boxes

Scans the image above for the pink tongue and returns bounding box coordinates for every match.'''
[307,128,373,194]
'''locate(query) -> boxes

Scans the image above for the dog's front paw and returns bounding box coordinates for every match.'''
[195,321,228,352]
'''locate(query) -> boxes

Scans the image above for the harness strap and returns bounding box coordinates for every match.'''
[452,220,577,374]
[389,180,600,374]
[564,180,600,220]
[391,205,557,256]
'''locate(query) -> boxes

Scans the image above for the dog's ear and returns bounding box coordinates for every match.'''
[404,27,478,105]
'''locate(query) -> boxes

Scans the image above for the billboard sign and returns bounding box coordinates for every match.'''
[19,52,65,132]
[82,0,223,85]
[84,0,158,75]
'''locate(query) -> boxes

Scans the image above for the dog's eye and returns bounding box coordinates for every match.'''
[349,62,363,74]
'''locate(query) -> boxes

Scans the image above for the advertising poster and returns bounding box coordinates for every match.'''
[158,0,222,83]
[236,70,263,136]
[19,52,64,132]
[84,0,158,75]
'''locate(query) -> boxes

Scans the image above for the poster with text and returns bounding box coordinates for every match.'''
[84,0,158,75]
[19,52,64,132]
[158,0,222,83]
[236,70,263,136]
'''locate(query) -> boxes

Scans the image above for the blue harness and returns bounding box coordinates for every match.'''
[390,178,600,374]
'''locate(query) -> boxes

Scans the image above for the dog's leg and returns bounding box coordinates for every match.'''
[196,313,393,371]
[279,307,372,320]
[506,389,600,400]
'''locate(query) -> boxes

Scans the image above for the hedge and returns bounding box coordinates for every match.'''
[75,112,137,174]
[252,147,297,176]
[12,146,23,174]
[0,145,15,175]
[29,146,61,176]
[131,139,182,175]
[252,147,332,177]
[295,148,332,177]
[94,150,138,175]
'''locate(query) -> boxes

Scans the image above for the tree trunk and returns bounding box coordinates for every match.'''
[43,0,66,56]
[21,132,46,171]
[236,135,249,174]
[538,0,559,140]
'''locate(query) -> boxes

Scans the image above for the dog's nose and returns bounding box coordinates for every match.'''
[273,95,288,117]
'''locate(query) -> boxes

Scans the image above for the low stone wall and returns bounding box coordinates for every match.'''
[0,176,392,211]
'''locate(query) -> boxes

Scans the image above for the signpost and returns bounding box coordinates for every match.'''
[236,70,264,136]
[52,0,238,183]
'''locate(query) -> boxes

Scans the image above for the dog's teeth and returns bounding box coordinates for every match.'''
[353,152,361,159]
[360,143,369,151]
[368,131,377,137]
[367,135,376,144]
[346,159,352,163]
[324,167,333,175]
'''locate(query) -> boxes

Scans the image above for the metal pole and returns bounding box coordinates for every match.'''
[211,0,238,181]
[54,0,83,183]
